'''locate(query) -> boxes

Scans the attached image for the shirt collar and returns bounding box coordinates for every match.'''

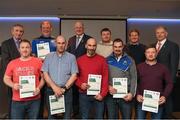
[129,42,139,45]
[76,34,84,39]
[157,38,167,46]
[13,37,20,42]
[99,40,113,46]
[56,51,66,58]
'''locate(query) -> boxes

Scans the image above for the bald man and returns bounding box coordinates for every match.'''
[42,35,78,119]
[76,38,108,119]
[67,21,92,118]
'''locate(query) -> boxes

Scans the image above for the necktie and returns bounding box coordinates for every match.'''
[16,40,20,49]
[157,42,162,53]
[76,36,80,48]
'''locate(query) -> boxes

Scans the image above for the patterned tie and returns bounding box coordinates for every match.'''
[157,42,162,53]
[76,36,80,48]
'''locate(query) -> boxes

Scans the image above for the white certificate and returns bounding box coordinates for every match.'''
[142,90,160,113]
[113,78,128,98]
[19,75,36,98]
[87,74,102,95]
[49,95,65,115]
[36,42,50,59]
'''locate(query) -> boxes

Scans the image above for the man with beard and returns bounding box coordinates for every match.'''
[76,38,108,119]
[106,38,137,119]
[136,45,173,119]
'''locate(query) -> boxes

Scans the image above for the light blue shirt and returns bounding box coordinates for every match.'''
[42,51,78,86]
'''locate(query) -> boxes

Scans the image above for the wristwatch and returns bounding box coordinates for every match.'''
[62,86,68,92]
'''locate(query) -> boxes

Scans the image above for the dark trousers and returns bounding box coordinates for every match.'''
[79,93,104,119]
[72,84,79,116]
[105,94,133,119]
[162,94,173,118]
[11,99,40,119]
[137,103,163,119]
[7,87,12,118]
[46,87,72,119]
[38,85,46,118]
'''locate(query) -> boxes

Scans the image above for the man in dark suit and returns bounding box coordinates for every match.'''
[0,24,24,118]
[154,26,179,118]
[67,21,91,118]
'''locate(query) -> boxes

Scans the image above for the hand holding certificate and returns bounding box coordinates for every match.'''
[87,74,102,95]
[36,42,50,59]
[19,75,36,98]
[113,78,128,98]
[142,90,160,113]
[49,95,65,115]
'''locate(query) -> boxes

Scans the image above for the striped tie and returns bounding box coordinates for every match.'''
[157,42,162,53]
[76,36,80,48]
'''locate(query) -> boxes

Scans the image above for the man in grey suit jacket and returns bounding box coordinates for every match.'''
[67,21,92,118]
[0,24,24,118]
[154,26,179,118]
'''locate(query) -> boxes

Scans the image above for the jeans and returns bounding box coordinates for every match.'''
[137,103,163,119]
[72,84,79,116]
[7,87,12,118]
[79,93,104,119]
[105,94,132,119]
[162,94,173,118]
[46,87,72,119]
[11,99,40,119]
[38,84,46,118]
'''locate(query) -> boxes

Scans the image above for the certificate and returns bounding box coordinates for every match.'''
[113,78,128,98]
[36,42,50,59]
[142,90,160,113]
[49,95,65,115]
[19,75,36,98]
[87,74,102,95]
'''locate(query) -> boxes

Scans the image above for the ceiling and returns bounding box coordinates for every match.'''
[0,0,180,18]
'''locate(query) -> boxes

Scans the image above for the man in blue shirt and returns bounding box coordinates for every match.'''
[32,21,56,58]
[42,35,78,119]
[31,21,56,118]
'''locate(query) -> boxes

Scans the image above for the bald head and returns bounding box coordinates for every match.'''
[86,38,97,45]
[74,21,84,36]
[56,35,66,43]
[86,38,97,57]
[56,35,66,54]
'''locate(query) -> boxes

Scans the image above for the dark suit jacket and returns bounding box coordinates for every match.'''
[67,34,92,58]
[154,40,179,83]
[0,38,20,79]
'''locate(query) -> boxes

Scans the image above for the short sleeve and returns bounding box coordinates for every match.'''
[5,61,14,77]
[41,55,50,72]
[70,55,79,74]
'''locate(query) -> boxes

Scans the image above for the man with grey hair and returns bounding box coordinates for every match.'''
[154,26,179,118]
[67,21,92,118]
[1,24,24,118]
[42,35,78,119]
